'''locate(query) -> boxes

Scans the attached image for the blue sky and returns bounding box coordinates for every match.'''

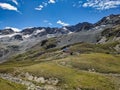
[0,0,120,30]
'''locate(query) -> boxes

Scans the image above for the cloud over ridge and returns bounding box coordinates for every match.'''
[57,20,69,26]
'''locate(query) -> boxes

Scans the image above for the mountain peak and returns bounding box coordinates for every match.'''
[95,14,120,26]
[5,27,21,32]
[0,28,14,35]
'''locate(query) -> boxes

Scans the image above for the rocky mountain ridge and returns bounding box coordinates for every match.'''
[0,14,120,62]
[0,14,120,42]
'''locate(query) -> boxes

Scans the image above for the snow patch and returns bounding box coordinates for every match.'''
[47,34,55,38]
[0,33,20,38]
[34,29,45,35]
[23,27,33,29]
[5,27,21,32]
[106,16,110,20]
[63,27,68,31]
[92,25,106,31]
[68,32,73,34]
[23,34,32,39]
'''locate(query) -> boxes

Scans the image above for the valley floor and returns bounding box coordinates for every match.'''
[0,53,120,90]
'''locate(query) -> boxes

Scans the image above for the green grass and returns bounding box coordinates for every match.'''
[0,60,40,73]
[22,62,117,90]
[58,53,120,73]
[69,42,120,54]
[0,40,120,90]
[0,53,120,90]
[101,25,120,40]
[0,78,26,90]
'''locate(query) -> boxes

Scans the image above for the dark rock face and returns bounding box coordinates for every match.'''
[21,27,69,36]
[41,40,48,46]
[44,27,58,34]
[75,22,94,32]
[101,25,120,38]
[7,45,20,51]
[0,48,9,57]
[95,14,120,26]
[0,29,14,35]
[65,22,94,32]
[21,28,37,35]
[46,44,56,49]
[11,35,23,40]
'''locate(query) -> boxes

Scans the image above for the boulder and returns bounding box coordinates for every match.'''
[35,77,45,84]
[28,75,34,81]
[25,72,34,81]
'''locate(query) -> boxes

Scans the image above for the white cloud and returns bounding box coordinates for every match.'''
[43,20,49,23]
[35,0,56,11]
[82,0,120,10]
[57,20,69,26]
[43,20,52,26]
[0,3,18,11]
[5,27,21,32]
[12,0,18,5]
[72,1,83,8]
[48,23,52,26]
[35,5,44,11]
[42,2,48,6]
[48,0,56,4]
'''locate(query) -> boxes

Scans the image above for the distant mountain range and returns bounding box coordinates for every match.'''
[0,14,120,41]
[0,14,120,62]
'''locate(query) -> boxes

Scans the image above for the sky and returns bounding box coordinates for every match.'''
[0,0,120,30]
